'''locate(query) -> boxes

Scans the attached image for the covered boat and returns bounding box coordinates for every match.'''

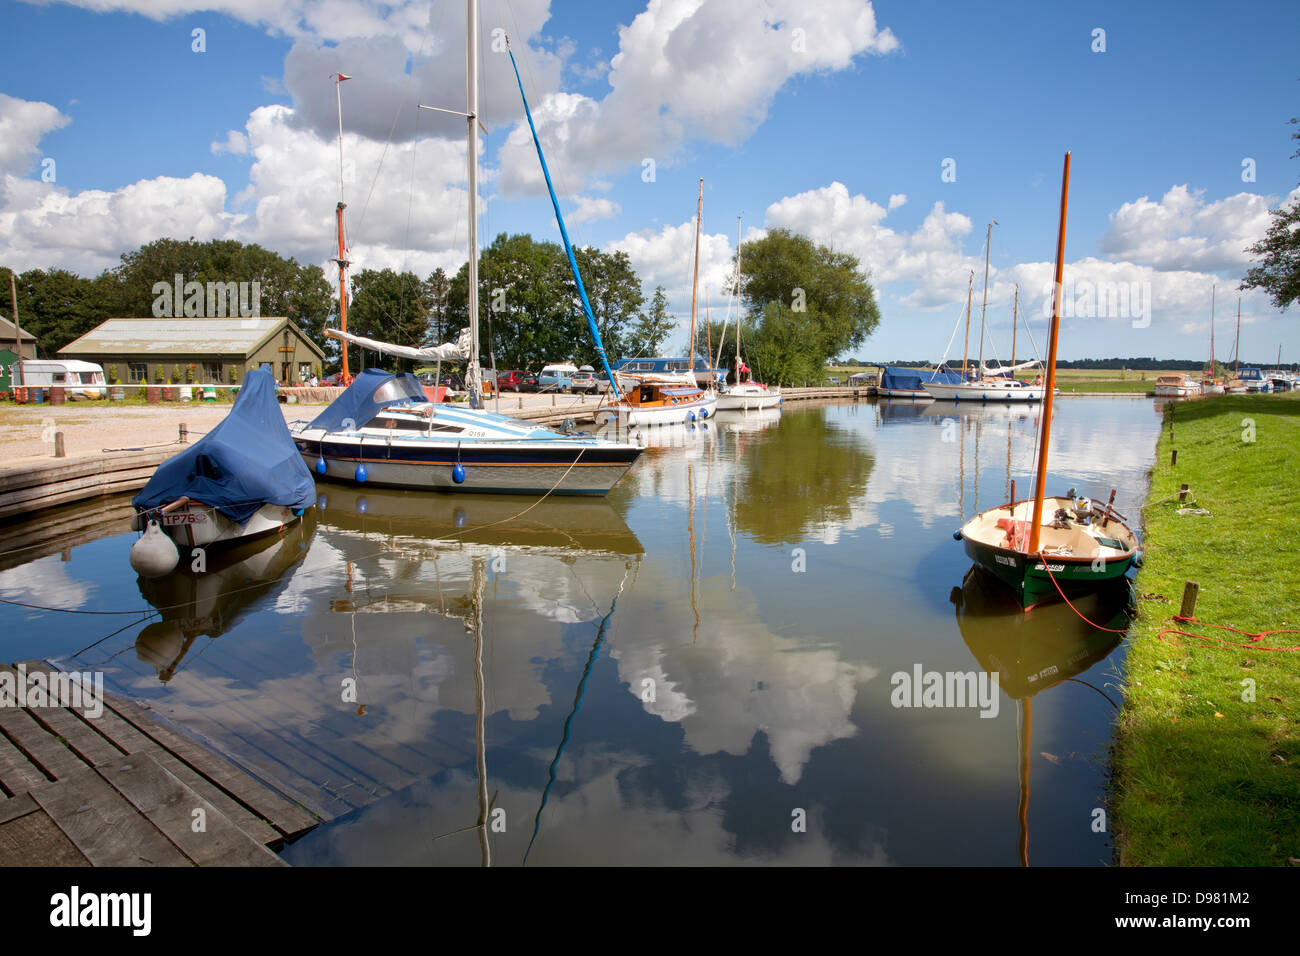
[878,365,963,399]
[129,368,315,576]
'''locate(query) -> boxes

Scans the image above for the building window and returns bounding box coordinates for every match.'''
[202,361,221,382]
[128,363,147,383]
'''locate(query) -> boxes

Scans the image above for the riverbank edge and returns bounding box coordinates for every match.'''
[1112,393,1300,866]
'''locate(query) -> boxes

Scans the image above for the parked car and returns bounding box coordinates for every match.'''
[538,363,579,392]
[570,369,597,392]
[594,371,613,394]
[321,372,347,386]
[494,370,527,392]
[517,373,541,392]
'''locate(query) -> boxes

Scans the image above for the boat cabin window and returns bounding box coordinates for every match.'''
[370,377,426,404]
[640,384,655,403]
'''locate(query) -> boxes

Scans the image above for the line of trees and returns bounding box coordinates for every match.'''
[2,228,886,384]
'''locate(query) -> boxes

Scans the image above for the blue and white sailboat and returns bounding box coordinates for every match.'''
[293,0,641,496]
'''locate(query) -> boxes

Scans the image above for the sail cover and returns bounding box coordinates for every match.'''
[133,368,315,525]
[306,367,426,434]
[880,366,964,390]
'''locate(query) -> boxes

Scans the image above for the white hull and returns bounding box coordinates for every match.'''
[925,381,1044,402]
[877,388,932,400]
[133,502,302,550]
[596,393,718,427]
[1200,383,1225,396]
[1153,385,1201,397]
[715,385,781,411]
[301,450,633,495]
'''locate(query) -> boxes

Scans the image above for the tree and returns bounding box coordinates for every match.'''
[573,246,643,363]
[628,286,675,357]
[347,268,430,369]
[0,266,122,356]
[737,228,881,385]
[423,268,452,347]
[1241,115,1300,310]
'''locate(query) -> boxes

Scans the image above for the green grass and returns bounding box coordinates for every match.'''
[1113,393,1300,866]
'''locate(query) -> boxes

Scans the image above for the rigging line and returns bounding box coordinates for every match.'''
[353,0,438,242]
[522,562,629,866]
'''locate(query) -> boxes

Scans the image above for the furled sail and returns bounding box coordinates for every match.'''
[325,326,471,363]
[506,45,621,400]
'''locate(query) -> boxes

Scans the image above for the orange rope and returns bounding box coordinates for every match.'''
[1035,553,1132,633]
[1158,616,1300,653]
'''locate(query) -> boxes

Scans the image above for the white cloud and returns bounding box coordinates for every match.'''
[210,129,249,155]
[0,93,70,176]
[1097,184,1276,272]
[570,196,620,224]
[497,0,898,194]
[608,217,738,325]
[887,193,906,210]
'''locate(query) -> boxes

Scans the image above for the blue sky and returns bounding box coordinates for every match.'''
[2,0,1298,363]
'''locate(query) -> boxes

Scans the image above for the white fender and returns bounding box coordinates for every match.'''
[130,519,180,578]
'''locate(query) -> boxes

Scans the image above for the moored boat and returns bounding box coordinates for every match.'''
[129,368,315,577]
[953,153,1141,610]
[1153,373,1203,397]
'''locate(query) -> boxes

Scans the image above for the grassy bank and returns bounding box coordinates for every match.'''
[1114,393,1300,865]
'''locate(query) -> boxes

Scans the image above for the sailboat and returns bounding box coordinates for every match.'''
[291,0,642,494]
[1201,285,1224,395]
[925,223,1045,403]
[953,153,1141,610]
[597,178,717,427]
[716,216,781,412]
[1224,299,1249,393]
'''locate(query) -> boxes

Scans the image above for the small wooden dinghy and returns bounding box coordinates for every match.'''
[953,152,1141,610]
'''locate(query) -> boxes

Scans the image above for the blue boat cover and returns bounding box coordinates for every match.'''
[307,367,426,433]
[133,369,315,525]
[880,366,964,390]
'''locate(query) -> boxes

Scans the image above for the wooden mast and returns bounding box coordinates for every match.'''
[735,216,743,373]
[9,272,23,387]
[1209,284,1216,379]
[1234,299,1241,377]
[688,178,703,383]
[977,220,996,378]
[960,271,973,379]
[1010,284,1018,370]
[333,73,353,385]
[1027,152,1071,557]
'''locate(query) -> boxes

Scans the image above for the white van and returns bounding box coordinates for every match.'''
[538,363,579,392]
[17,360,107,398]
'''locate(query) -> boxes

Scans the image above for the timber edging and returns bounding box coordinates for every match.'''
[0,448,176,521]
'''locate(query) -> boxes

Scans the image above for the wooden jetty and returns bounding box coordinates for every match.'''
[0,660,319,866]
[0,449,173,522]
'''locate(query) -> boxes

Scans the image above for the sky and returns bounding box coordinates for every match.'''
[1,0,1298,363]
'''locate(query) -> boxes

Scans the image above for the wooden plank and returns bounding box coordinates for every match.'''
[0,727,50,794]
[0,792,38,825]
[0,476,157,521]
[0,807,91,867]
[25,663,286,847]
[31,767,192,867]
[91,688,321,836]
[150,750,280,847]
[0,449,173,492]
[0,666,124,767]
[0,466,159,509]
[0,705,88,782]
[96,752,286,866]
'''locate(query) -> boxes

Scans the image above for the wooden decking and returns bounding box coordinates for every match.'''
[0,660,319,866]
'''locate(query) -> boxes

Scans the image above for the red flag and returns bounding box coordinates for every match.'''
[337,73,352,82]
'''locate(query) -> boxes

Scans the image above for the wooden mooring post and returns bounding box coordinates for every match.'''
[1179,581,1200,619]
[179,423,188,443]
[53,432,65,458]
[1171,448,1178,466]
[1179,483,1189,502]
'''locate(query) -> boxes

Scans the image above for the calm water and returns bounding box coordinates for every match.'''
[0,397,1162,865]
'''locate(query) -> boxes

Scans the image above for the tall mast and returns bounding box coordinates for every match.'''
[1234,299,1241,376]
[735,216,743,367]
[334,73,353,384]
[1027,152,1070,557]
[977,219,996,376]
[688,178,703,378]
[960,271,973,379]
[1010,284,1018,370]
[9,272,23,387]
[1209,284,1216,376]
[465,0,482,408]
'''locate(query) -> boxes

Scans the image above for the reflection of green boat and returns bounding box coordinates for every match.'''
[315,486,643,557]
[952,563,1128,866]
[952,565,1126,699]
[135,511,317,680]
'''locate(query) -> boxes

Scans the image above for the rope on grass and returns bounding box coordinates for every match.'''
[1158,616,1300,653]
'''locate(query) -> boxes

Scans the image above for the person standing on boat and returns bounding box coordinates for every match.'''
[737,358,750,383]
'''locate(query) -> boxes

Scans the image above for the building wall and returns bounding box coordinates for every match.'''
[60,324,324,386]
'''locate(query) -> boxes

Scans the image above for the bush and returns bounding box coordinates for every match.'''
[228,366,238,384]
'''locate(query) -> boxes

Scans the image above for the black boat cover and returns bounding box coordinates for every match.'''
[133,368,315,525]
